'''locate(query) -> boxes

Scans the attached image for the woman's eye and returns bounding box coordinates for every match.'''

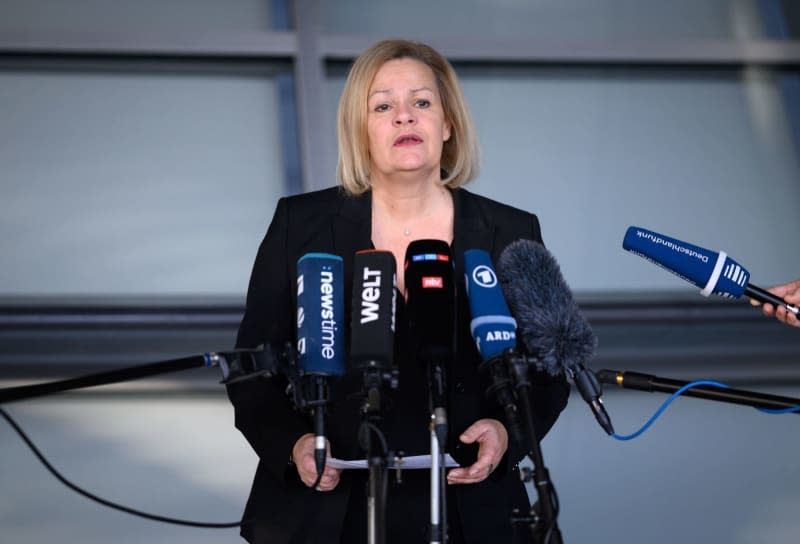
[416,99,430,108]
[374,103,390,112]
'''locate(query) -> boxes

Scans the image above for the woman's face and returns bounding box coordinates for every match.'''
[366,58,451,184]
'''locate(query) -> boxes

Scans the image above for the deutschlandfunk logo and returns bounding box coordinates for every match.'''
[634,229,709,263]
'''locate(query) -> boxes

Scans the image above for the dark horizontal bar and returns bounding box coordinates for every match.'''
[3,31,800,67]
[322,35,800,66]
[0,30,297,58]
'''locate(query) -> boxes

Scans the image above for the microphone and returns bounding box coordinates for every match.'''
[404,240,456,352]
[623,226,799,316]
[463,249,522,443]
[404,240,454,544]
[350,250,397,544]
[296,252,345,481]
[497,240,614,435]
[463,249,518,359]
[351,249,397,372]
[404,239,455,444]
[350,249,398,411]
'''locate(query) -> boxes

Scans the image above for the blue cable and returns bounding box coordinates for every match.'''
[612,380,730,441]
[757,405,800,414]
[611,380,800,441]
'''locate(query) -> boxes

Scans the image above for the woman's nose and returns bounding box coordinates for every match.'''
[393,105,416,125]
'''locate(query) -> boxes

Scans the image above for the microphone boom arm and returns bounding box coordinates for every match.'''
[597,369,800,412]
[0,347,279,405]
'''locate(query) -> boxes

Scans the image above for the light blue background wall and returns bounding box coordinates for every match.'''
[2,0,799,297]
[2,1,799,543]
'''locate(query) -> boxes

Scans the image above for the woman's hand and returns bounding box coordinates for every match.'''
[292,433,342,491]
[751,279,800,328]
[446,418,508,485]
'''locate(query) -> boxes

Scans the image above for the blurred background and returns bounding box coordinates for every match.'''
[1,1,800,542]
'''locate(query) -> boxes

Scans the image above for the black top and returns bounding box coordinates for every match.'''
[227,186,570,544]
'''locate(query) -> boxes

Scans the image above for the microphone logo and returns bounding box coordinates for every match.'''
[472,265,498,288]
[632,228,709,264]
[359,266,382,324]
[422,276,444,288]
[723,261,748,289]
[320,265,337,360]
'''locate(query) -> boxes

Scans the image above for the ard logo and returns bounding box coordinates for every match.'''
[472,265,497,288]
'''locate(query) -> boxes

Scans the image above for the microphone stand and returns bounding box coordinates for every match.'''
[596,369,800,413]
[490,349,563,544]
[358,364,398,544]
[291,373,332,483]
[0,347,278,404]
[427,354,449,544]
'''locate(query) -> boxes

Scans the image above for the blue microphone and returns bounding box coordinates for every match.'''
[463,249,523,444]
[297,253,345,377]
[623,226,799,316]
[296,252,345,484]
[464,249,517,359]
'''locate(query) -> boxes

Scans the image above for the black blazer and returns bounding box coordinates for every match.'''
[227,186,569,544]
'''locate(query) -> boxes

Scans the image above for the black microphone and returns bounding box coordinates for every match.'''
[404,239,455,445]
[497,239,614,435]
[404,240,455,353]
[351,249,398,410]
[350,249,397,544]
[404,239,454,544]
[296,253,346,481]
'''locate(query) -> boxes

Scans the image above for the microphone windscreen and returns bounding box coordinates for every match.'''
[463,249,517,360]
[350,249,396,371]
[497,240,596,376]
[622,226,749,298]
[296,252,345,376]
[404,239,455,351]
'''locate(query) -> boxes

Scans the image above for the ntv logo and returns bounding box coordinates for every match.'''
[472,265,497,288]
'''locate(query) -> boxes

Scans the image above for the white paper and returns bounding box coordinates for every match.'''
[327,454,459,470]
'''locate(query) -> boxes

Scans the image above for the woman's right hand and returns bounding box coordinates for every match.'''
[291,433,342,491]
[751,279,800,328]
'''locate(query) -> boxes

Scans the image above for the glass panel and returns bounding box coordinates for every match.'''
[322,0,771,40]
[0,63,288,296]
[1,397,257,543]
[0,0,274,33]
[325,65,800,293]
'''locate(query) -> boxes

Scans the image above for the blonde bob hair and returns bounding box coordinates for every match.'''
[337,39,480,195]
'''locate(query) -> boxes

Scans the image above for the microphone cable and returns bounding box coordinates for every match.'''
[610,381,800,441]
[0,406,244,528]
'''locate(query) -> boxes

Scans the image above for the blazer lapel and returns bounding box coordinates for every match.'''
[332,190,372,291]
[333,190,371,252]
[452,188,496,279]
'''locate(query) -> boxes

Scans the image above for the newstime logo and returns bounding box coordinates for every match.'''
[319,266,337,360]
[296,265,339,359]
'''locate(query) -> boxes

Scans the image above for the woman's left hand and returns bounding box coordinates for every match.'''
[447,418,508,485]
